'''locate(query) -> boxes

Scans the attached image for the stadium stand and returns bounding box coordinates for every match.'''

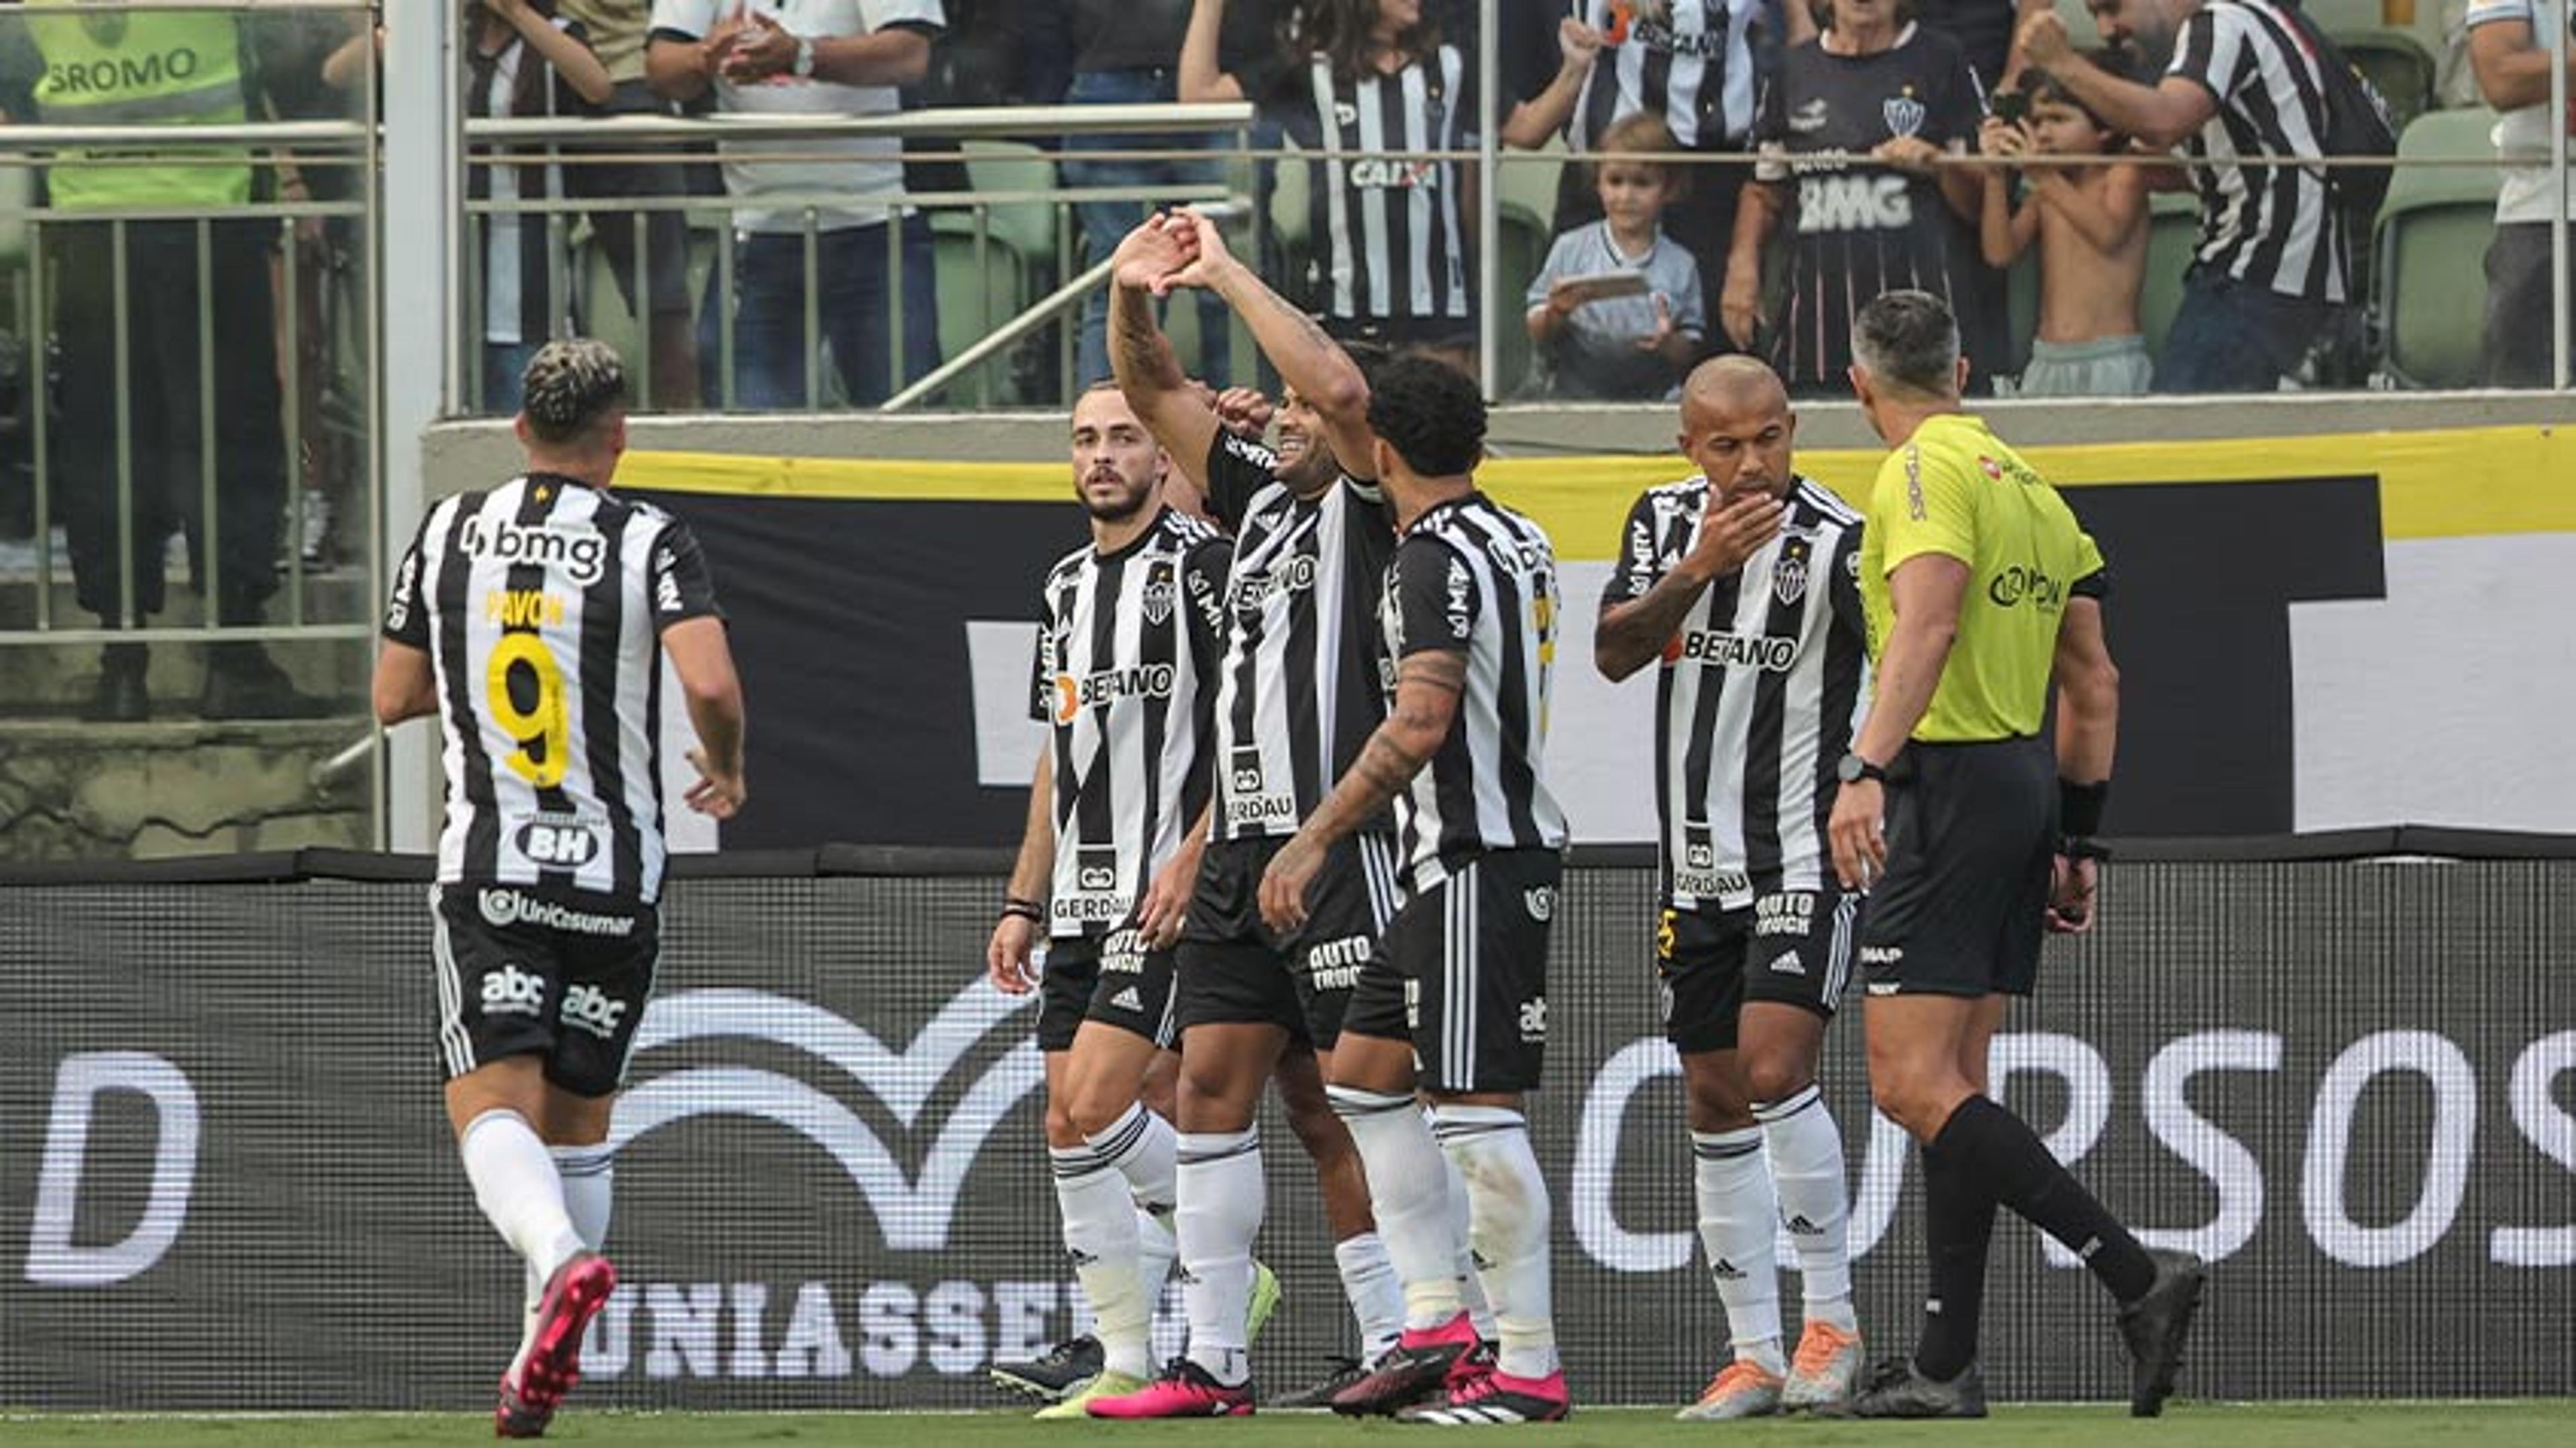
[2375,106,2505,389]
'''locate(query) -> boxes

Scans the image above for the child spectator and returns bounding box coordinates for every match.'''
[1977,66,2151,396]
[1523,113,1705,399]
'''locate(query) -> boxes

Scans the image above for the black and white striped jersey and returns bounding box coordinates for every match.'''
[384,474,721,903]
[1200,431,1401,843]
[1601,475,1870,910]
[2165,0,2348,303]
[1271,46,1476,325]
[1380,492,1570,890]
[1028,506,1234,939]
[1566,0,1776,154]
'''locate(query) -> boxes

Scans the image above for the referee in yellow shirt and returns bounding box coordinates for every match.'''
[1824,293,2204,1420]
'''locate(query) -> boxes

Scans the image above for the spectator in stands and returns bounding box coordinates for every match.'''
[2465,0,2575,386]
[1,5,327,719]
[646,0,945,408]
[1977,66,2153,395]
[561,0,702,409]
[468,0,614,413]
[1523,113,1707,398]
[1722,0,1986,397]
[1063,0,1234,388]
[1505,1,1811,357]
[2017,0,2352,393]
[1253,0,1481,372]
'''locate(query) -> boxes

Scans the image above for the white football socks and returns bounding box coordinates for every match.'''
[1334,1231,1405,1361]
[1693,1126,1786,1374]
[1053,1141,1152,1381]
[460,1109,585,1287]
[1176,1127,1265,1385]
[1755,1086,1857,1331]
[1328,1086,1462,1330]
[1430,1104,1558,1382]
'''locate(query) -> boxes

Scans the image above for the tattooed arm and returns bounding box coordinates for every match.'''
[1257,650,1464,930]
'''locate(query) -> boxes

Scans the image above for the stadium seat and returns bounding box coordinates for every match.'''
[2332,28,2439,134]
[1497,140,1564,234]
[926,223,1032,407]
[942,140,1065,295]
[2375,107,2502,389]
[2139,191,2202,366]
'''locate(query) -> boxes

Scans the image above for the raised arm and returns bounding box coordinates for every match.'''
[1108,217,1225,497]
[2017,13,2216,150]
[1169,209,1378,481]
[1180,0,1242,103]
[1501,17,1604,149]
[1976,117,2043,267]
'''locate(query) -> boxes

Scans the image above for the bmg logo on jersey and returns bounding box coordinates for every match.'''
[561,982,629,1039]
[482,964,547,1017]
[460,515,607,585]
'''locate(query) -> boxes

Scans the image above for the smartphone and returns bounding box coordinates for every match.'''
[1992,89,2030,125]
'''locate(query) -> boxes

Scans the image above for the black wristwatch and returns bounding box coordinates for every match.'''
[1835,752,1888,786]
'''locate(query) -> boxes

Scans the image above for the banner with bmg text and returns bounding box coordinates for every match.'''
[1,858,2569,1410]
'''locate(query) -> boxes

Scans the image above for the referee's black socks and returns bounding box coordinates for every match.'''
[1929,1095,2158,1306]
[1913,1124,1999,1382]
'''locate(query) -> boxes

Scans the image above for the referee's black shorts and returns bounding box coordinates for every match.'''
[1856,737,2055,999]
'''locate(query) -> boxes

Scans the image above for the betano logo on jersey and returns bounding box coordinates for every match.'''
[460,515,608,585]
[1228,554,1320,613]
[1051,662,1177,725]
[1668,629,1799,670]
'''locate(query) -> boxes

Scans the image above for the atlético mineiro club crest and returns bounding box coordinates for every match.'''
[1774,549,1809,608]
[1141,564,1175,626]
[1884,91,1926,140]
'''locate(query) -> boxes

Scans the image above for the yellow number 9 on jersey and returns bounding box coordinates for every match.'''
[486,633,569,789]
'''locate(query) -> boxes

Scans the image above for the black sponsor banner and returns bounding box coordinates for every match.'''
[642,476,2390,849]
[1,860,2570,1409]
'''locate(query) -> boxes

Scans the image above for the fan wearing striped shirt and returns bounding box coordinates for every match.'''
[1595,356,1871,1419]
[2016,0,2351,392]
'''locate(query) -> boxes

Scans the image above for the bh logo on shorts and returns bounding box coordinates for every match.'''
[483,964,546,1017]
[562,982,628,1039]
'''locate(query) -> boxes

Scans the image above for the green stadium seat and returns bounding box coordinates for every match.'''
[2375,107,2503,389]
[926,223,1031,407]
[1497,140,1565,234]
[938,139,1065,291]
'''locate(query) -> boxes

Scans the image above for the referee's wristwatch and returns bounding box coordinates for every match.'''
[1835,752,1888,787]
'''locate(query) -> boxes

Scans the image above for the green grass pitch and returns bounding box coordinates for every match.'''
[3,1404,2569,1447]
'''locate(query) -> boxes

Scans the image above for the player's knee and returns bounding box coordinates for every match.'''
[1680,1055,1754,1132]
[1741,1049,1815,1110]
[1043,1094,1085,1150]
[1868,1072,1960,1143]
[1175,1059,1260,1133]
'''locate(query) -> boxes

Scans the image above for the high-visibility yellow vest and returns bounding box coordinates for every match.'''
[24,5,252,212]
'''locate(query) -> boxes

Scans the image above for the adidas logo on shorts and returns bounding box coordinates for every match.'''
[1768,950,1805,976]
[1110,986,1143,1013]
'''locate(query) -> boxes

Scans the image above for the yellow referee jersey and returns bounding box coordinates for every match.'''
[1858,413,2104,743]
